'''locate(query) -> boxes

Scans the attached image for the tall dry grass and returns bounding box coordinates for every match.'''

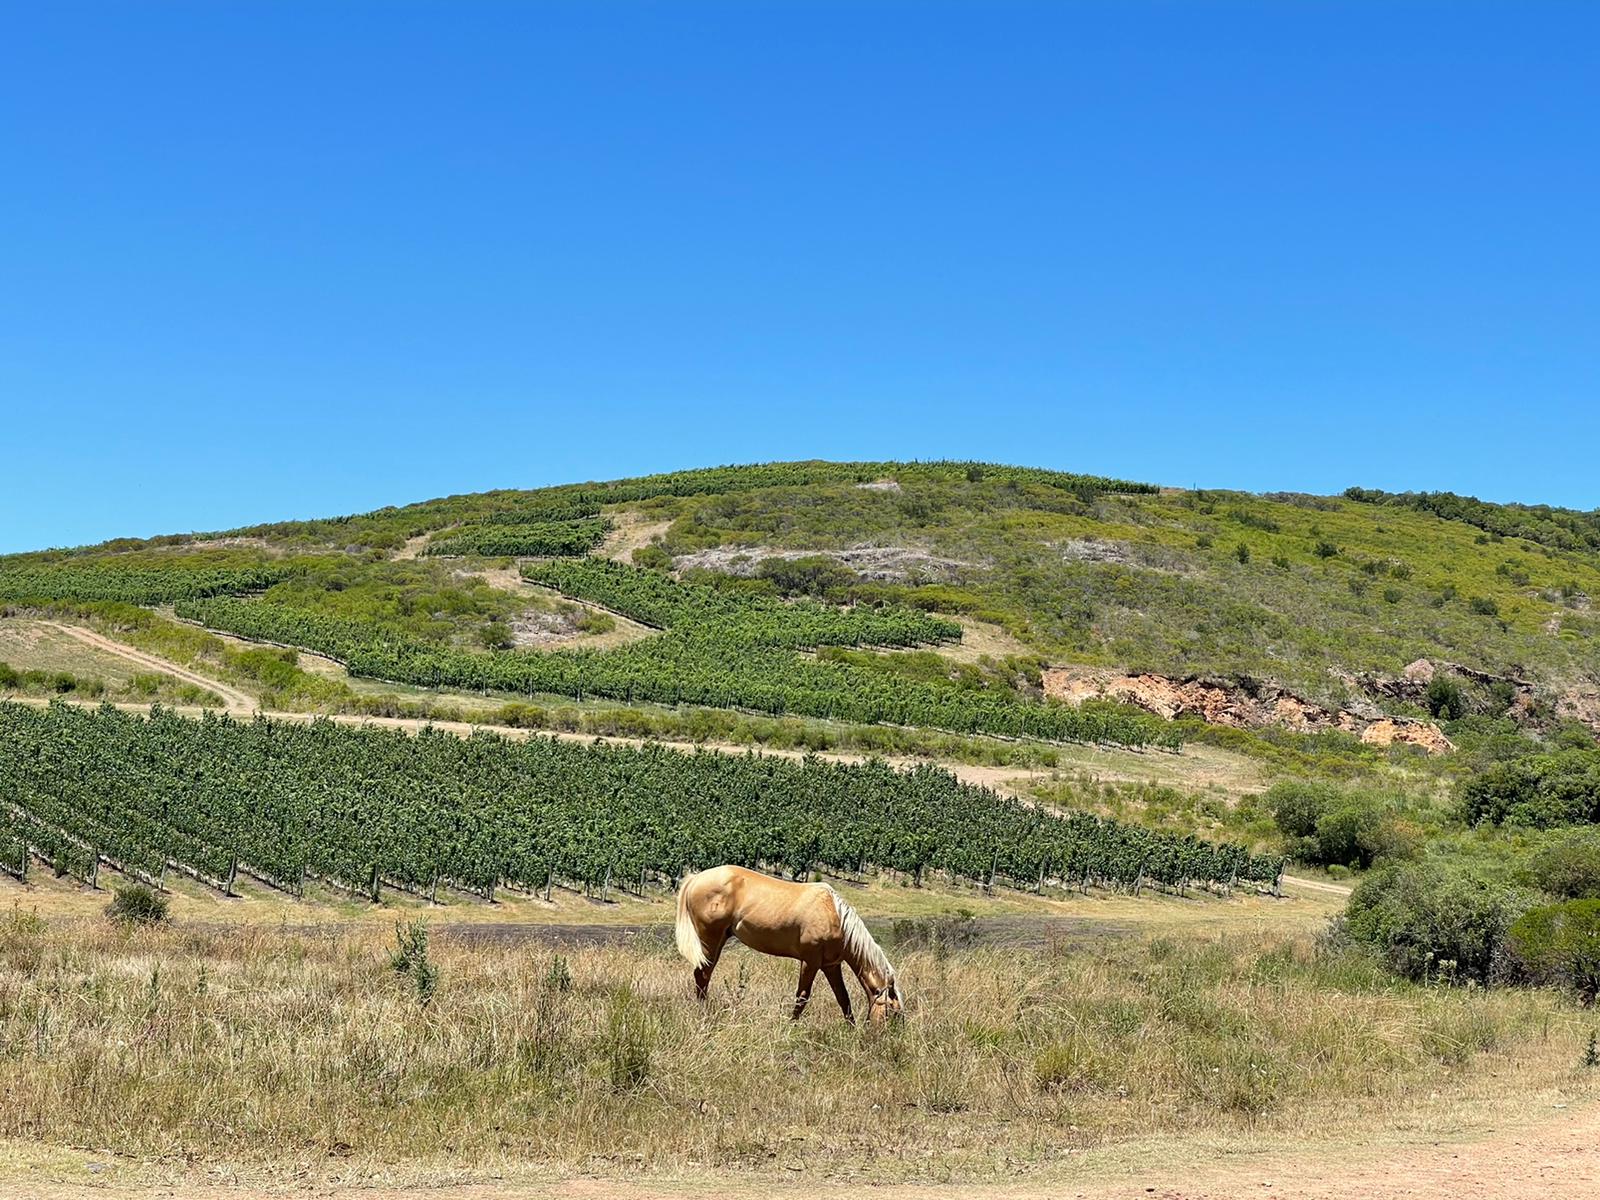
[0,904,1590,1182]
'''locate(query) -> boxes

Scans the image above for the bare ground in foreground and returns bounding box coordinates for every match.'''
[5,1096,1595,1200]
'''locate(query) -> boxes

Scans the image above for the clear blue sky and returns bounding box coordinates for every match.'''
[3,1,1596,553]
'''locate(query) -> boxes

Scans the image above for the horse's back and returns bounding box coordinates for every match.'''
[684,866,842,962]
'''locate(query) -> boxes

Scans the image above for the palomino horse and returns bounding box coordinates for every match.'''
[675,865,903,1021]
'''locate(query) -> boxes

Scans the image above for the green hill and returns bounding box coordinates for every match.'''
[3,460,1595,741]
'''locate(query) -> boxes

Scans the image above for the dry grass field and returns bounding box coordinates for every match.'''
[0,874,1593,1198]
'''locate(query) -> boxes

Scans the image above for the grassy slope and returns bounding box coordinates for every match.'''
[6,463,1595,712]
[652,480,1600,704]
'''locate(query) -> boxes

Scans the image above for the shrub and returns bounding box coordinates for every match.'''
[576,610,615,634]
[1234,543,1250,564]
[630,544,672,571]
[1506,900,1600,1001]
[1267,780,1337,840]
[1529,828,1600,900]
[479,620,515,651]
[1267,781,1415,869]
[389,919,438,1004]
[1344,861,1530,984]
[1469,596,1501,617]
[1461,749,1600,828]
[1314,540,1339,559]
[1553,722,1597,751]
[1312,801,1387,870]
[1425,677,1468,721]
[107,884,169,926]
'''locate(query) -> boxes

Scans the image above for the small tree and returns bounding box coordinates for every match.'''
[1425,676,1468,721]
[1234,543,1251,564]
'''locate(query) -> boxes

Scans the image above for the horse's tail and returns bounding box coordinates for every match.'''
[675,873,708,969]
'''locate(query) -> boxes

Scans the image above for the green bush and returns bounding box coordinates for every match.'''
[1529,828,1600,900]
[107,884,169,926]
[1425,676,1468,721]
[630,544,672,571]
[1506,900,1600,1000]
[1461,749,1600,828]
[1344,861,1530,984]
[389,919,438,1004]
[1267,780,1335,841]
[1266,781,1415,869]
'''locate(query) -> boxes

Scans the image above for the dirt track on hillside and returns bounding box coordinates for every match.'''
[39,621,257,713]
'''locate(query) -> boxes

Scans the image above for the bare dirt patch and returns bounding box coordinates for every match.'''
[672,544,976,584]
[392,532,434,560]
[600,510,674,563]
[8,1097,1597,1200]
[169,535,273,552]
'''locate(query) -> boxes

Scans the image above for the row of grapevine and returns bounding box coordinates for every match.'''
[0,560,295,605]
[176,558,1177,750]
[479,499,605,525]
[0,701,1279,899]
[425,519,611,558]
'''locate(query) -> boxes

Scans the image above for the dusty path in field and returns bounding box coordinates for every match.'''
[11,1097,1597,1199]
[36,621,257,713]
[1278,874,1352,896]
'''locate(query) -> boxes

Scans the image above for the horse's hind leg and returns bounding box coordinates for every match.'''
[791,962,819,1020]
[693,929,729,1002]
[823,963,854,1023]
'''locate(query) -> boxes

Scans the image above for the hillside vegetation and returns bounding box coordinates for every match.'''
[5,462,1596,722]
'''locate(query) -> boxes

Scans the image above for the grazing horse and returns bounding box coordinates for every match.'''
[675,865,903,1022]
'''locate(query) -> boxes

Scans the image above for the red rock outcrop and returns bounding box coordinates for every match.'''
[1042,666,1454,754]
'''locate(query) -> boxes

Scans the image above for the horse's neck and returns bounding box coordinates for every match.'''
[840,929,887,993]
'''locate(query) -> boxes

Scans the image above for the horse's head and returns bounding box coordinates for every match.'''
[869,973,905,1022]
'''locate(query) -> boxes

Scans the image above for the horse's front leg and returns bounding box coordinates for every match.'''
[791,962,819,1020]
[823,963,854,1023]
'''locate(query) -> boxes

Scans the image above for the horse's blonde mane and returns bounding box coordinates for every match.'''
[827,886,894,983]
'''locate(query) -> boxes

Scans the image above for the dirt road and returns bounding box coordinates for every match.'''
[38,621,257,713]
[10,1096,1596,1199]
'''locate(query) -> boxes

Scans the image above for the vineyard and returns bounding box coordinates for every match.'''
[176,558,1177,749]
[0,701,1280,899]
[425,517,610,558]
[0,555,298,605]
